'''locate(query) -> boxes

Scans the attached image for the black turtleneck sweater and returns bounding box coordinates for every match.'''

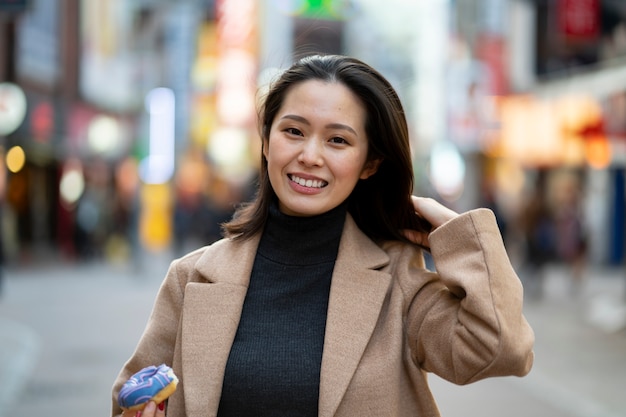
[217,202,347,417]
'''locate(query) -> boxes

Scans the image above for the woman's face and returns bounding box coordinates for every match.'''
[264,79,379,217]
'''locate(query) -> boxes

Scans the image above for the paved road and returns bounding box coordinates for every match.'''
[0,254,625,417]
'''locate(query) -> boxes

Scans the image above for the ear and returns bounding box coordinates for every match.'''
[262,137,269,160]
[360,158,382,180]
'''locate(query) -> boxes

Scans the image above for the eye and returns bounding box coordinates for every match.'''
[284,127,303,136]
[329,136,348,144]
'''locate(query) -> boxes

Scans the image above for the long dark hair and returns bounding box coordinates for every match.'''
[223,54,430,241]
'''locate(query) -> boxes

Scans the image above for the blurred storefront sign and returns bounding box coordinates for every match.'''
[15,0,61,89]
[534,0,624,78]
[492,94,611,169]
[79,0,146,112]
[558,0,600,41]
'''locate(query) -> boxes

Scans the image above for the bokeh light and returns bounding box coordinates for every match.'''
[6,146,26,173]
[0,82,27,135]
[139,87,176,184]
[87,115,122,154]
[59,159,85,207]
[429,141,466,201]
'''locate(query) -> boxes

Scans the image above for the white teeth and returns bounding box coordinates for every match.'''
[291,175,326,188]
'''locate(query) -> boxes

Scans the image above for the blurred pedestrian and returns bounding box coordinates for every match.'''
[519,170,554,299]
[553,171,588,294]
[74,158,112,261]
[111,157,142,270]
[112,54,534,417]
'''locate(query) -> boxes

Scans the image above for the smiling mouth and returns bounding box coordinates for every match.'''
[289,174,328,188]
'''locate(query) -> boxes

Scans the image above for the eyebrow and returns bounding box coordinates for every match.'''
[280,114,358,136]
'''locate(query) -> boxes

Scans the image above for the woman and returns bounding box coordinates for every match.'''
[112,54,534,417]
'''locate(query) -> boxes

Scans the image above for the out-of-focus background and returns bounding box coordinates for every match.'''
[0,0,625,416]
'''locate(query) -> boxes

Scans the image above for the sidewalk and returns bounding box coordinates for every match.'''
[0,255,171,417]
[0,258,624,417]
[510,265,626,417]
[0,317,40,411]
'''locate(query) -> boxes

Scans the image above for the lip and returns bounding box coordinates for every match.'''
[288,173,328,194]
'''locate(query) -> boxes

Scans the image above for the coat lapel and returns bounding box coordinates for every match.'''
[319,216,391,417]
[180,235,260,417]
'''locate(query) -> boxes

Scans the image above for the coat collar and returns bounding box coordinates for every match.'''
[318,215,391,417]
[180,214,390,417]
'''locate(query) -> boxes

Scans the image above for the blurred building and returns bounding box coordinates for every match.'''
[0,0,219,263]
[0,0,625,268]
[502,0,626,266]
[411,0,626,266]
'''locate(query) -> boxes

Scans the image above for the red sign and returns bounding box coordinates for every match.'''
[476,34,508,95]
[558,0,599,40]
[31,101,54,143]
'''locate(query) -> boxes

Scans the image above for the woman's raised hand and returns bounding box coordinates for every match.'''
[402,196,458,248]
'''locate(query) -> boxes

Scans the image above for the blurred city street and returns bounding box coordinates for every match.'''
[0,253,624,417]
[2,1,626,416]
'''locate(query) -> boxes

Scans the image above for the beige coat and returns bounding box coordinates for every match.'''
[112,208,534,417]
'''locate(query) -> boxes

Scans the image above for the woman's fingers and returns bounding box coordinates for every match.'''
[141,402,158,417]
[410,196,458,228]
[121,401,163,417]
[402,228,429,249]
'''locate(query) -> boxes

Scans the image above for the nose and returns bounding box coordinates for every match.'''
[298,138,323,167]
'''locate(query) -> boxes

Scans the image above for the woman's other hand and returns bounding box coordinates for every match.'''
[121,401,165,417]
[402,196,458,247]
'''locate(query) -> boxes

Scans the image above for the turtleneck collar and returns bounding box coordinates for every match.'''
[256,200,347,266]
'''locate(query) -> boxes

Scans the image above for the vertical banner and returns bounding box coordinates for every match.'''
[208,0,258,181]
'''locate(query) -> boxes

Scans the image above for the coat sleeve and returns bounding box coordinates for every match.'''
[405,208,534,385]
[110,257,188,416]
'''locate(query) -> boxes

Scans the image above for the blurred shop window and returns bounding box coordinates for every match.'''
[534,0,626,77]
